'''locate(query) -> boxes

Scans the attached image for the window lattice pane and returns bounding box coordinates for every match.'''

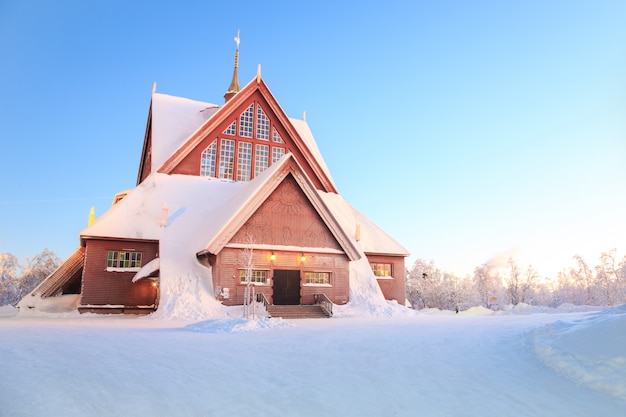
[219,139,235,180]
[107,251,142,269]
[371,263,392,277]
[272,127,284,143]
[237,142,252,182]
[305,272,330,285]
[272,147,285,164]
[256,106,269,140]
[239,269,268,284]
[239,104,254,138]
[255,144,269,177]
[224,121,236,135]
[200,140,217,177]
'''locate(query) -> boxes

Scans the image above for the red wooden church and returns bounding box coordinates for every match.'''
[21,41,409,316]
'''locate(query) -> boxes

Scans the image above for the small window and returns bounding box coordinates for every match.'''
[305,271,330,285]
[239,269,268,285]
[371,263,392,277]
[107,251,142,270]
[200,140,217,177]
[272,127,284,143]
[272,147,285,164]
[223,121,236,135]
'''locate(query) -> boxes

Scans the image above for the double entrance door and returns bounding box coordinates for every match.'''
[272,270,301,305]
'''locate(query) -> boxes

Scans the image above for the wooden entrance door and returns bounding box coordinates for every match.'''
[272,270,301,305]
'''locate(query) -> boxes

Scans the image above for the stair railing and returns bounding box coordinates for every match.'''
[256,293,271,316]
[313,293,333,317]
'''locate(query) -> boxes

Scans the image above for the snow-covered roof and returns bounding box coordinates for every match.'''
[289,117,336,191]
[82,155,405,257]
[150,93,219,175]
[319,192,410,257]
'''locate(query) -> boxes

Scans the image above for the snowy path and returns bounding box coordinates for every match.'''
[0,313,624,416]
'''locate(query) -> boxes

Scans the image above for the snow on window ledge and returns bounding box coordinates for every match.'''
[303,283,332,287]
[106,267,141,273]
[374,276,394,280]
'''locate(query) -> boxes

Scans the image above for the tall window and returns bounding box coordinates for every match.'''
[201,102,291,181]
[256,106,269,140]
[255,144,269,177]
[239,104,254,137]
[237,142,252,182]
[371,263,392,277]
[200,140,217,177]
[219,139,235,179]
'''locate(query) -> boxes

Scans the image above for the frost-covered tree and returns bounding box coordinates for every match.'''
[505,259,538,305]
[472,262,503,309]
[595,249,624,305]
[19,249,61,301]
[0,253,20,305]
[0,250,60,306]
[406,259,476,311]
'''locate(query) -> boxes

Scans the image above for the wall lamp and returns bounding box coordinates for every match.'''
[270,252,276,261]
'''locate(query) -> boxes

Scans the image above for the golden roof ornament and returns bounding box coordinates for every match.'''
[224,29,241,102]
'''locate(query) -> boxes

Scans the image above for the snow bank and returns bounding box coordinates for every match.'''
[333,257,416,318]
[459,306,494,316]
[0,304,18,317]
[16,294,81,315]
[182,317,292,333]
[500,302,601,315]
[530,304,626,401]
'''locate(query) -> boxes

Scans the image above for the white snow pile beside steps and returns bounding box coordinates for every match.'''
[530,303,626,401]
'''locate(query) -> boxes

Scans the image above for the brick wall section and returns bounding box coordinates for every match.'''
[366,254,406,305]
[216,248,350,306]
[80,239,159,312]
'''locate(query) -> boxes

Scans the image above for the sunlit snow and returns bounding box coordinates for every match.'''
[1,302,624,416]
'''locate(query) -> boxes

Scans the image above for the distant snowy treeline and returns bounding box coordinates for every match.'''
[407,250,626,311]
[0,249,60,306]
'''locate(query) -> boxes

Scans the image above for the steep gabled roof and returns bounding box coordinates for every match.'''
[200,154,359,259]
[80,154,362,260]
[27,247,85,298]
[137,93,220,183]
[157,76,338,193]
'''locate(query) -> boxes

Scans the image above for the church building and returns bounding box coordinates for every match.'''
[21,38,409,317]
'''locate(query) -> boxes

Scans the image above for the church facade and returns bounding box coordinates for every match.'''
[21,45,409,315]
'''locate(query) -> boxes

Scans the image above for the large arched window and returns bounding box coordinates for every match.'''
[200,102,289,181]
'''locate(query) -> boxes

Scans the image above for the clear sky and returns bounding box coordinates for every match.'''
[1,0,624,278]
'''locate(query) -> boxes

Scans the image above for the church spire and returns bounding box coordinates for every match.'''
[224,30,241,103]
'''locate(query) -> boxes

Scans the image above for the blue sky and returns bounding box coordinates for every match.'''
[1,0,624,278]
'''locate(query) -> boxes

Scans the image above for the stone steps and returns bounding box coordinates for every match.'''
[267,304,331,319]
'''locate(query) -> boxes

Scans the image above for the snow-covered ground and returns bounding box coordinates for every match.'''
[0,303,624,416]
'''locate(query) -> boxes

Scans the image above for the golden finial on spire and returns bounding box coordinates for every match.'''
[224,29,241,102]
